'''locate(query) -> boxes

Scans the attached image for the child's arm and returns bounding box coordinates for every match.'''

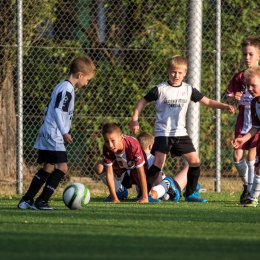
[199,96,236,113]
[105,165,120,203]
[232,127,260,148]
[136,165,149,203]
[129,98,149,134]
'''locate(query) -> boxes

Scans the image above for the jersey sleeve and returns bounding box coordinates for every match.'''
[226,72,243,96]
[251,99,260,128]
[53,89,73,135]
[131,142,146,168]
[144,86,159,102]
[191,87,204,102]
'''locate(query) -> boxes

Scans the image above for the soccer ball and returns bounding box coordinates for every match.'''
[63,182,90,210]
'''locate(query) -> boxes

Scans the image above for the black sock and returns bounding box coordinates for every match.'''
[23,168,50,201]
[186,166,200,197]
[146,165,161,192]
[36,169,65,203]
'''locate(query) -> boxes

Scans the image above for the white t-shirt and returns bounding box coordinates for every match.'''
[144,81,203,137]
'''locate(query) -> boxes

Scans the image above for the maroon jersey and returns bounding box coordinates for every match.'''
[226,70,254,135]
[103,135,148,186]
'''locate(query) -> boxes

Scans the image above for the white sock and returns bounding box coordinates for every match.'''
[234,159,248,185]
[98,172,125,192]
[151,181,168,198]
[249,175,260,201]
[247,160,255,192]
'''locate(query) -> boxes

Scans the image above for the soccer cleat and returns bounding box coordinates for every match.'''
[240,185,249,204]
[148,194,161,203]
[163,176,180,202]
[17,198,38,210]
[185,192,207,203]
[103,187,128,202]
[34,200,54,210]
[244,199,258,207]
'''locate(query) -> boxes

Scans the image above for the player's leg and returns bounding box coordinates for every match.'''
[17,150,55,210]
[17,165,52,210]
[94,160,128,201]
[244,165,260,207]
[233,148,248,203]
[146,151,167,192]
[34,162,67,210]
[182,152,206,202]
[173,165,189,191]
[145,137,169,192]
[247,136,258,193]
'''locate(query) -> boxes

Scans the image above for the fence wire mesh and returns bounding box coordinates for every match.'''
[1,0,260,194]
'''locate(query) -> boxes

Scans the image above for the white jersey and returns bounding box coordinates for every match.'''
[144,81,203,137]
[34,80,75,151]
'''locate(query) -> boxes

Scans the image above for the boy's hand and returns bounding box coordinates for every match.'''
[234,91,243,101]
[110,198,120,203]
[231,138,244,148]
[129,120,140,134]
[225,105,236,114]
[136,197,149,203]
[63,133,73,144]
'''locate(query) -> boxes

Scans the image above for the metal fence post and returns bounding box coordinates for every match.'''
[214,0,221,192]
[16,0,23,194]
[186,0,203,154]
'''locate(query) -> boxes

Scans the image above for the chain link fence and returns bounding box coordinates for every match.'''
[1,0,260,195]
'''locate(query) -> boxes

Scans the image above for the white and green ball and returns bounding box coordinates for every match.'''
[63,182,90,210]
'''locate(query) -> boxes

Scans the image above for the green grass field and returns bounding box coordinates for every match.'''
[1,192,260,260]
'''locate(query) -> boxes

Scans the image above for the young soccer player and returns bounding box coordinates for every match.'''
[232,66,260,207]
[226,36,260,203]
[95,122,149,203]
[129,55,236,202]
[18,56,96,210]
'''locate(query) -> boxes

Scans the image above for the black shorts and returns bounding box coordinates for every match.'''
[152,136,196,158]
[37,150,68,165]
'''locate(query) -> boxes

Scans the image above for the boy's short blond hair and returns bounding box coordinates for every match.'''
[137,132,154,150]
[244,66,260,79]
[167,55,188,72]
[241,36,260,53]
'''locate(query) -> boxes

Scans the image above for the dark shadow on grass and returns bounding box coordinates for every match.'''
[0,231,259,260]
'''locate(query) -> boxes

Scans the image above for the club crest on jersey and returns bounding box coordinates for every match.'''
[135,156,141,162]
[128,161,135,167]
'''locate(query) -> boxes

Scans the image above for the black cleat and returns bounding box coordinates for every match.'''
[240,185,248,204]
[34,200,54,210]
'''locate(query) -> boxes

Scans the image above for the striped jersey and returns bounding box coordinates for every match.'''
[34,80,75,151]
[226,70,254,135]
[144,81,203,137]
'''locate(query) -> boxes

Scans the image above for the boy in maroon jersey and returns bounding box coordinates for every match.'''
[95,122,149,203]
[226,36,260,203]
[232,66,260,207]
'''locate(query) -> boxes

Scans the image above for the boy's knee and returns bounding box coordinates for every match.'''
[57,165,68,174]
[94,160,104,175]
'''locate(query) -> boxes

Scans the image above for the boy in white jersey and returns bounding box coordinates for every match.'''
[18,56,96,210]
[129,55,236,202]
[232,66,260,207]
[226,36,260,204]
[95,122,149,203]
